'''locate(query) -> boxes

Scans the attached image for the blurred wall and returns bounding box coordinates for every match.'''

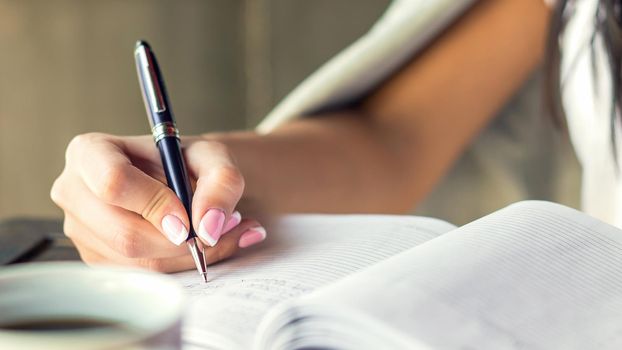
[0,0,390,219]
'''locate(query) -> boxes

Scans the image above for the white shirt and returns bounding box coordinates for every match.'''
[559,0,622,226]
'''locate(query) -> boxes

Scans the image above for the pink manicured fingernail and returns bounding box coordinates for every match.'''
[161,215,188,246]
[238,226,267,248]
[223,211,242,233]
[198,209,226,247]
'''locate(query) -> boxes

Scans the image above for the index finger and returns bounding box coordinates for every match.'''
[69,133,191,245]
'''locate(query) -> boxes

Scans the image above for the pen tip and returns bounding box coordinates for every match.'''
[186,237,209,283]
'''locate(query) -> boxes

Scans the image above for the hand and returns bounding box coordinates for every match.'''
[51,133,267,272]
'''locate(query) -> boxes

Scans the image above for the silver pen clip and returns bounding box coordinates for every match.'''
[136,46,166,114]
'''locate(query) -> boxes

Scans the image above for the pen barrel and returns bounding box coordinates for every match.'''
[157,137,196,238]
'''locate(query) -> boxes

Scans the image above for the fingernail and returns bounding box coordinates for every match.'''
[161,215,188,246]
[223,211,242,233]
[238,226,267,248]
[198,209,226,247]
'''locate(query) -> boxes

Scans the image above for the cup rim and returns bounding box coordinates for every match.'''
[0,262,184,349]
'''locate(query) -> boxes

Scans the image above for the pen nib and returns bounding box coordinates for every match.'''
[186,237,208,282]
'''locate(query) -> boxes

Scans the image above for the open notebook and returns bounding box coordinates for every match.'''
[173,201,622,349]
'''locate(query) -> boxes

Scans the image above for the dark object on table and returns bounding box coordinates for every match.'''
[0,218,80,265]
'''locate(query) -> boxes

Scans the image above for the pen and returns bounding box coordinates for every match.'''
[134,40,208,282]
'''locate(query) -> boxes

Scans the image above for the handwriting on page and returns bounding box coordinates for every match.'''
[184,278,313,303]
[182,277,316,346]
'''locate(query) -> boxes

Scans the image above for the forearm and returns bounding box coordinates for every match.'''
[209,112,412,214]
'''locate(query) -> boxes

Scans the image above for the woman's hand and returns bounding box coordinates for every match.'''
[50,133,266,272]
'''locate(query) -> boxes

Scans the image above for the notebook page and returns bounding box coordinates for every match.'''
[274,201,622,349]
[175,214,455,349]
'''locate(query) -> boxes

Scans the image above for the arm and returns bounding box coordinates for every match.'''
[216,0,551,214]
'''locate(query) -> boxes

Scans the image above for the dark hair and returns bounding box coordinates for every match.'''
[546,0,622,158]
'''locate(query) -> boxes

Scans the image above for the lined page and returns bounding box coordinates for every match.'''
[275,201,622,349]
[175,214,455,349]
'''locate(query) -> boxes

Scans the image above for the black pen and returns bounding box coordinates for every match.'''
[134,40,208,282]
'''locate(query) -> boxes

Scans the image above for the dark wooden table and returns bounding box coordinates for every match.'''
[0,218,80,265]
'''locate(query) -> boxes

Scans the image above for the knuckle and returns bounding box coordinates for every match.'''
[78,253,99,266]
[94,164,128,202]
[111,228,142,258]
[50,176,65,205]
[211,165,245,196]
[212,246,227,263]
[66,133,101,159]
[72,245,100,265]
[144,259,167,273]
[62,218,74,239]
[192,139,228,154]
[141,186,171,221]
[66,134,88,153]
[215,242,237,263]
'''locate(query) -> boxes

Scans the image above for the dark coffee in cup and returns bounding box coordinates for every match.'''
[0,318,125,332]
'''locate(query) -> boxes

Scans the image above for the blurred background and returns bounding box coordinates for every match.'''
[0,0,580,225]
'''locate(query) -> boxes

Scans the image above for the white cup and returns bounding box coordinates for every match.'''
[0,262,184,350]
